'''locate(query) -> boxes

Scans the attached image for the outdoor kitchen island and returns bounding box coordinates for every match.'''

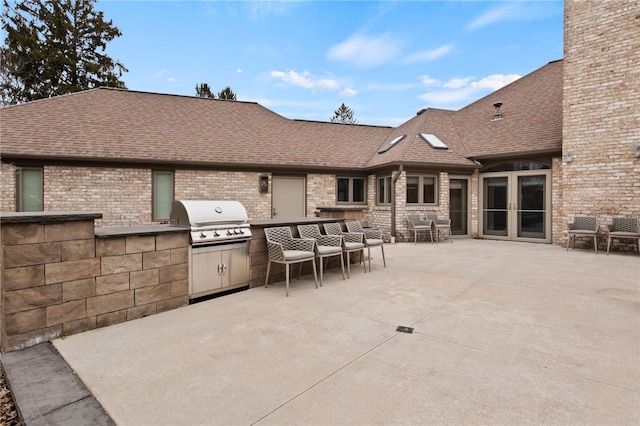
[248,217,350,288]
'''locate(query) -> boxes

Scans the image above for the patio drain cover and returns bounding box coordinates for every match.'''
[396,325,414,334]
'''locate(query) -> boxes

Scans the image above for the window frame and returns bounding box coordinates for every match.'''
[16,166,44,212]
[376,175,392,205]
[336,176,366,204]
[152,170,175,222]
[406,174,438,205]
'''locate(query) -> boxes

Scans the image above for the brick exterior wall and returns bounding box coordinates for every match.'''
[562,0,640,251]
[307,174,336,217]
[0,163,16,212]
[175,170,271,220]
[1,216,189,352]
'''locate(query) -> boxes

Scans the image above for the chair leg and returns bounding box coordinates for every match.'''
[367,246,372,273]
[430,230,434,243]
[297,263,303,280]
[264,261,272,287]
[345,251,351,279]
[285,263,290,297]
[361,249,366,274]
[607,236,611,254]
[339,253,346,280]
[593,235,598,254]
[311,258,318,289]
[319,256,323,286]
[381,245,386,267]
[449,228,453,243]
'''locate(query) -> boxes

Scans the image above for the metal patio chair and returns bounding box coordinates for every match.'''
[606,218,640,255]
[323,222,366,278]
[407,214,433,244]
[264,226,318,296]
[567,216,599,253]
[345,221,386,272]
[297,224,346,285]
[425,212,452,243]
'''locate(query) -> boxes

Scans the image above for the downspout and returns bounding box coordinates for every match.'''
[390,164,403,242]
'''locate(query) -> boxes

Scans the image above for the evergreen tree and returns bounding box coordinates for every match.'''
[1,0,127,105]
[195,82,215,98]
[330,103,358,124]
[217,85,236,100]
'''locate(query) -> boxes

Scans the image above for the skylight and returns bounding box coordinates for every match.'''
[377,134,406,154]
[420,133,448,150]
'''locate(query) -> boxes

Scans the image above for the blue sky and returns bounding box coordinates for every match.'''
[97,0,564,126]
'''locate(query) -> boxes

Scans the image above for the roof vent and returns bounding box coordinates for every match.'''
[416,108,427,116]
[492,102,503,120]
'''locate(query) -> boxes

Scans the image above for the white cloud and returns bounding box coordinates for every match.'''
[419,73,522,108]
[405,44,453,63]
[340,87,358,97]
[419,75,440,87]
[468,3,521,30]
[443,77,472,89]
[471,73,521,90]
[270,70,339,91]
[236,68,243,74]
[327,33,404,68]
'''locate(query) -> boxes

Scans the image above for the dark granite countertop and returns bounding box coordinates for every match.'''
[249,217,343,227]
[0,211,103,224]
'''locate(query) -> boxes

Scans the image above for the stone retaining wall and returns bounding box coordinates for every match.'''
[1,213,189,352]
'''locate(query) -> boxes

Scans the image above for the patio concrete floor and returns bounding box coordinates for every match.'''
[51,239,639,425]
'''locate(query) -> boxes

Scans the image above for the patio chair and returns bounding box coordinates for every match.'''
[606,218,640,255]
[323,222,366,278]
[297,224,346,285]
[345,221,386,272]
[407,214,433,244]
[264,226,318,297]
[425,213,452,243]
[567,216,599,253]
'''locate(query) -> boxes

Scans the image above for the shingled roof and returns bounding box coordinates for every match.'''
[0,60,562,171]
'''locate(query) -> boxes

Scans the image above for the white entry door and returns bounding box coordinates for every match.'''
[271,176,306,219]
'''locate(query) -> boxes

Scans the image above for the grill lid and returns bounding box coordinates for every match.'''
[170,200,249,227]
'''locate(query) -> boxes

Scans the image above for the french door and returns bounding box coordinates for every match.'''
[480,171,551,242]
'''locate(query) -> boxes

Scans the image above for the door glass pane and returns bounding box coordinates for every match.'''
[406,176,419,203]
[20,168,43,212]
[449,179,467,235]
[352,178,365,203]
[483,177,508,236]
[518,175,545,238]
[154,171,173,221]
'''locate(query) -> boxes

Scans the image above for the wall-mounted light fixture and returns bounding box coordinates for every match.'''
[634,145,640,158]
[259,175,269,193]
[566,150,574,163]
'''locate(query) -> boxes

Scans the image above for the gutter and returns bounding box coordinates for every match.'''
[390,164,403,242]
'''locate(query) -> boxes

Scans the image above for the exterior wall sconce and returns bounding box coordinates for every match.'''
[259,175,269,193]
[566,150,573,163]
[634,145,640,158]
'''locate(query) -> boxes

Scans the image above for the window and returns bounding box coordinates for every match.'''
[337,177,366,203]
[153,171,174,221]
[377,176,392,204]
[17,167,43,211]
[377,134,406,154]
[406,175,437,204]
[419,133,448,150]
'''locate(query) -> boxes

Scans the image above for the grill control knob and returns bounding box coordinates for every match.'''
[238,229,245,235]
[227,230,233,236]
[199,232,207,239]
[213,231,219,237]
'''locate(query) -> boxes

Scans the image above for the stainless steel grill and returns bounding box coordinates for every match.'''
[170,200,251,300]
